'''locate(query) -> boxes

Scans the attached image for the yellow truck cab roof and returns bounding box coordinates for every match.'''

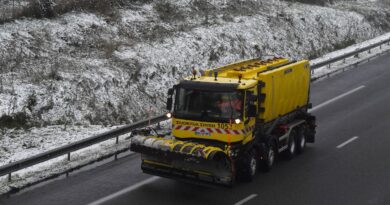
[183,76,258,90]
[204,57,290,80]
[181,57,309,94]
[182,57,297,91]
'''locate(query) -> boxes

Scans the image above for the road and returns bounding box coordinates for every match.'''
[1,53,390,205]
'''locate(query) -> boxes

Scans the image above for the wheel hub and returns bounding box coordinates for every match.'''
[268,149,275,166]
[290,140,296,153]
[250,157,257,176]
[300,135,306,147]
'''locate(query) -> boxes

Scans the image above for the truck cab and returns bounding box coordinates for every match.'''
[168,78,258,145]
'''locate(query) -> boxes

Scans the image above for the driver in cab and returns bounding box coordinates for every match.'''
[216,95,242,114]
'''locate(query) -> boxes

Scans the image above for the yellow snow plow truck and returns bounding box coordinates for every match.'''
[130,57,316,186]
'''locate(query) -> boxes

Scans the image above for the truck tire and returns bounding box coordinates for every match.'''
[296,125,306,154]
[284,129,297,159]
[261,141,276,172]
[241,149,258,182]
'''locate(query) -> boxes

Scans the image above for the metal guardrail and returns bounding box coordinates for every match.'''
[310,37,390,69]
[0,35,389,183]
[0,115,167,180]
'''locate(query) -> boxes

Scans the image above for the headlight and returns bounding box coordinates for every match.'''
[166,112,172,118]
[235,119,241,124]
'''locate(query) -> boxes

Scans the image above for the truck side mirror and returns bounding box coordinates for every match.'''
[166,97,173,111]
[249,95,257,102]
[246,92,257,102]
[166,88,174,111]
[167,88,174,96]
[248,104,257,117]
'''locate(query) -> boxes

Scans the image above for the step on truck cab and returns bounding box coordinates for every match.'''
[130,57,316,186]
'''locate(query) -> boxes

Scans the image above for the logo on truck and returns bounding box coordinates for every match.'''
[195,128,211,136]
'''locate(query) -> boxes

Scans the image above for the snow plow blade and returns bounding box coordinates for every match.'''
[130,135,234,186]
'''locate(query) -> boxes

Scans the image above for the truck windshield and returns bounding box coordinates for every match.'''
[174,88,243,121]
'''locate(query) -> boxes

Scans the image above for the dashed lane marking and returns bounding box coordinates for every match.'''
[337,136,359,149]
[234,194,258,205]
[310,85,366,112]
[87,176,159,205]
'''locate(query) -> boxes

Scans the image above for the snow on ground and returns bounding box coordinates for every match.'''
[0,0,389,127]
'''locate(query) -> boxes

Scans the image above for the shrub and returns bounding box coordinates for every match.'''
[282,0,334,6]
[19,0,56,18]
[0,112,31,129]
[154,0,185,22]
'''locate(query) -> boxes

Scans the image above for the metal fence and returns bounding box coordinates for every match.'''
[0,115,167,180]
[310,37,390,69]
[0,34,389,183]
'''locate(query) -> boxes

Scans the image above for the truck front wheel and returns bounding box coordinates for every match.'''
[241,149,258,182]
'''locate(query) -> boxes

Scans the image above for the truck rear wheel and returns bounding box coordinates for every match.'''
[284,129,297,159]
[296,125,306,154]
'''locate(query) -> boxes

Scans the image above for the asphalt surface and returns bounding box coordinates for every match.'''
[1,53,390,205]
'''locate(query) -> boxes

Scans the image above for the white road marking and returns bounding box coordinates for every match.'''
[87,176,159,205]
[309,85,366,112]
[337,136,359,149]
[234,194,258,205]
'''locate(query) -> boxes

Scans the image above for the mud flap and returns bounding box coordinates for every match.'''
[306,115,316,143]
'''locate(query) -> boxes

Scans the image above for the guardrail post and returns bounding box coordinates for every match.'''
[67,153,71,161]
[8,173,11,182]
[115,136,119,160]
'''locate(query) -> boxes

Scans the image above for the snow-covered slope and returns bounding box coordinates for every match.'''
[1,0,389,128]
